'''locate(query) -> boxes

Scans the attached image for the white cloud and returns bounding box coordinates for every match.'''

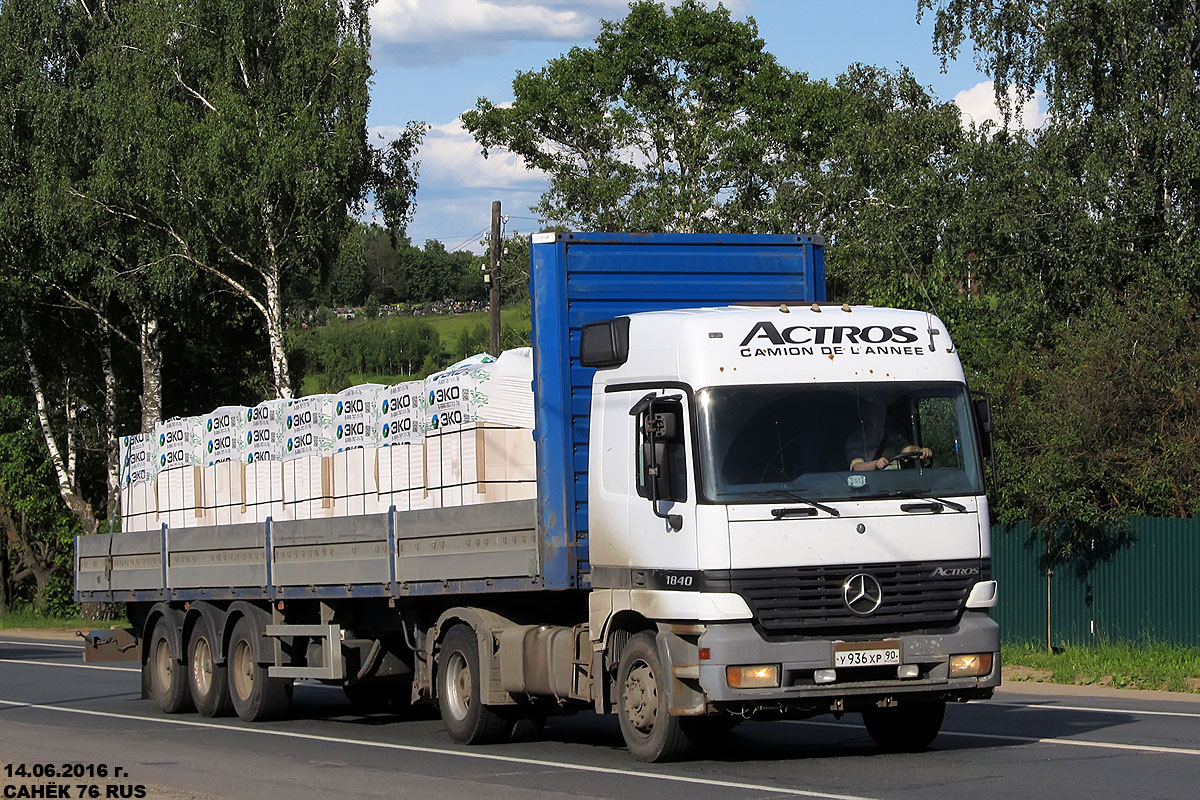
[370,0,749,65]
[372,114,548,191]
[368,115,550,251]
[954,80,1049,132]
[371,0,600,64]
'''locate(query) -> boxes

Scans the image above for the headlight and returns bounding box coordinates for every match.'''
[949,653,994,677]
[726,665,780,688]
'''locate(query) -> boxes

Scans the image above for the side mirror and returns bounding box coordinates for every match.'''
[631,395,684,531]
[970,390,999,501]
[972,395,994,459]
[580,317,631,368]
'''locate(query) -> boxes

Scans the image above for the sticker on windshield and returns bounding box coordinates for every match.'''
[847,474,867,488]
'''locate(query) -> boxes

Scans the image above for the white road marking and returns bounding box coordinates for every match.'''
[989,701,1200,720]
[0,699,878,800]
[792,719,1200,757]
[0,639,85,649]
[0,658,138,672]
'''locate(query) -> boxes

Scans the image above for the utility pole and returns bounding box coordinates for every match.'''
[489,200,502,356]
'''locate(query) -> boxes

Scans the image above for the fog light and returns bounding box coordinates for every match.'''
[814,669,837,684]
[949,653,994,677]
[726,665,780,688]
[897,664,920,679]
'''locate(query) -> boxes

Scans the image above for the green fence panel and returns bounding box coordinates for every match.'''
[990,523,1044,643]
[1092,519,1200,646]
[992,518,1200,647]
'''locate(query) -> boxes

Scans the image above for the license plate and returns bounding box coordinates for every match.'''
[833,641,901,668]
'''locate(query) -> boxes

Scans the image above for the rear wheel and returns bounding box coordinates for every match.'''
[188,624,233,717]
[616,631,694,762]
[228,618,293,722]
[147,618,193,714]
[437,625,507,744]
[862,700,946,752]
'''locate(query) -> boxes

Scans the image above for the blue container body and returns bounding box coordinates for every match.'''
[528,232,827,590]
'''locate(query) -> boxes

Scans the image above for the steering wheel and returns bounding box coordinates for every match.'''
[888,450,927,467]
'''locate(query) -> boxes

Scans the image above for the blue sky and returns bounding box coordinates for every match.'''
[364,1,1041,253]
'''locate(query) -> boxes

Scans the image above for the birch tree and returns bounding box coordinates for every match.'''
[83,0,422,398]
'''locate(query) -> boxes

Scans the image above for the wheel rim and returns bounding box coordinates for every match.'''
[192,636,213,697]
[154,636,173,690]
[232,639,254,702]
[623,659,657,735]
[443,650,472,721]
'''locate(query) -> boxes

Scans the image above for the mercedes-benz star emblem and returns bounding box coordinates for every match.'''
[843,573,883,616]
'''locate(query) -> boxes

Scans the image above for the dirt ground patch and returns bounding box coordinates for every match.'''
[1002,664,1054,683]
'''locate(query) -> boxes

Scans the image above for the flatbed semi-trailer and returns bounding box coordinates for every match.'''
[77,232,999,762]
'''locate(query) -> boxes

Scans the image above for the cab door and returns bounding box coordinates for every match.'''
[624,391,698,574]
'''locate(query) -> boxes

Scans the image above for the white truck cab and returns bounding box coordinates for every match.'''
[584,303,999,756]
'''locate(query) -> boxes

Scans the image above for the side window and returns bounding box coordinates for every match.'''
[634,398,688,502]
[916,396,963,469]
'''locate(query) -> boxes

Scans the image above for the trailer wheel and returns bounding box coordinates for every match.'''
[228,618,293,722]
[862,700,946,752]
[187,625,233,717]
[616,631,693,762]
[437,625,507,744]
[147,618,193,714]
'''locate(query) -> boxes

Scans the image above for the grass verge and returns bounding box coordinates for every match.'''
[421,306,530,348]
[0,608,127,631]
[1002,641,1200,693]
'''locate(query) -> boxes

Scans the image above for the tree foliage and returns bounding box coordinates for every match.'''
[463,0,788,231]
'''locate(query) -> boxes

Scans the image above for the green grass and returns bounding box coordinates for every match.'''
[419,306,530,349]
[0,608,127,631]
[298,307,532,396]
[1002,641,1200,693]
[300,371,414,397]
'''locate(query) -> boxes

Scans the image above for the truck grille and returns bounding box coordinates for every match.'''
[728,559,985,637]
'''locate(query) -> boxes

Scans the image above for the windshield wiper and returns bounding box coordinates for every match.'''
[742,490,841,518]
[888,491,968,513]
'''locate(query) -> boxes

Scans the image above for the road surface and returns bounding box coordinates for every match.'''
[2,633,1198,799]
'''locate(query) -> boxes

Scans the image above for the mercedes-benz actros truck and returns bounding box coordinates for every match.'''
[77,232,999,762]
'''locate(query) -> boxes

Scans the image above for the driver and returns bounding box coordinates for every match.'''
[845,394,932,472]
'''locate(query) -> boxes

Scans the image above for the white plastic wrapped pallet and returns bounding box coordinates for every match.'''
[376,381,427,513]
[201,406,248,526]
[421,352,537,508]
[119,432,157,532]
[330,385,383,516]
[155,416,203,529]
[278,395,333,522]
[243,400,286,523]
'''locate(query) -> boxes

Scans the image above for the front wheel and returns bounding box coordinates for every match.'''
[862,700,946,752]
[616,631,694,762]
[437,625,507,744]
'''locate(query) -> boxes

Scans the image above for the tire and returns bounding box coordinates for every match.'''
[505,711,547,742]
[862,700,946,752]
[187,623,233,717]
[343,678,413,715]
[227,617,293,722]
[615,631,694,762]
[146,618,193,714]
[437,625,508,744]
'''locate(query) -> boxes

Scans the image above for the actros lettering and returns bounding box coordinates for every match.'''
[739,321,920,347]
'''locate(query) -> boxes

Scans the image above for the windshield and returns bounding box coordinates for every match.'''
[696,382,984,503]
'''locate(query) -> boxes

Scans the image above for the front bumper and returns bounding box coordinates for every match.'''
[662,611,999,712]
